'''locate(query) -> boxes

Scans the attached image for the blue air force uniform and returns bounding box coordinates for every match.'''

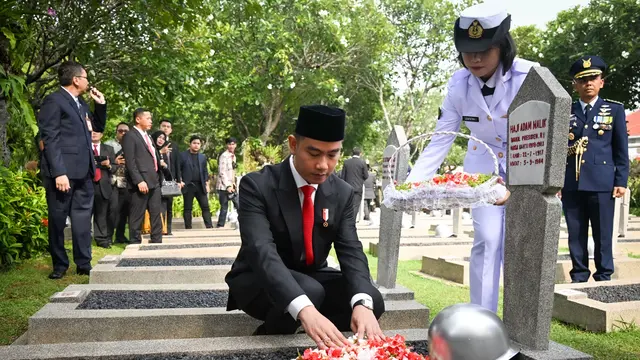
[562,56,629,282]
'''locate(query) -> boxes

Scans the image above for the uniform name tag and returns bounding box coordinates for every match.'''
[463,116,479,122]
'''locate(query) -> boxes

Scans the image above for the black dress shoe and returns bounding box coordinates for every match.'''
[77,268,91,276]
[48,270,67,279]
[252,324,267,336]
[96,243,112,249]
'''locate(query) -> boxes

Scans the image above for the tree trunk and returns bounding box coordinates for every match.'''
[378,85,392,131]
[0,95,11,167]
[260,91,283,144]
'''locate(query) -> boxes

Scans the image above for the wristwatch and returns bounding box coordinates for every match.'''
[354,299,374,311]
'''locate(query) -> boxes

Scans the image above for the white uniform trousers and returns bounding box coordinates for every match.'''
[469,200,505,313]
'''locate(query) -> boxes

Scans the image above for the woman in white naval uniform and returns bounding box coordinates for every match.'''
[406,3,538,313]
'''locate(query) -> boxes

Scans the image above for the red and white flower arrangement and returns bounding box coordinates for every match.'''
[383,171,507,211]
[293,334,429,360]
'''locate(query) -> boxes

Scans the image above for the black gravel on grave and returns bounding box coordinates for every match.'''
[557,254,572,261]
[76,290,229,310]
[112,341,428,359]
[139,243,239,251]
[116,258,235,267]
[400,241,473,246]
[581,284,640,303]
[618,238,640,243]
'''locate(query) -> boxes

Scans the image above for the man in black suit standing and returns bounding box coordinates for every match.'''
[38,61,107,279]
[122,108,164,244]
[90,131,117,248]
[180,135,213,229]
[340,147,369,219]
[225,105,384,350]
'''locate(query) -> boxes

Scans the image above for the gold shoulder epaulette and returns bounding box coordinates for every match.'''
[604,98,623,105]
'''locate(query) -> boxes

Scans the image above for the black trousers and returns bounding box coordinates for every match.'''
[353,191,363,220]
[92,183,115,246]
[44,174,93,272]
[217,190,238,227]
[562,190,615,282]
[237,268,385,335]
[183,182,213,228]
[129,187,163,243]
[166,196,174,234]
[114,187,131,243]
[363,198,373,220]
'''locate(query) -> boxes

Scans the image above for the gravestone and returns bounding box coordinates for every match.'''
[452,208,463,235]
[377,125,409,289]
[504,66,592,359]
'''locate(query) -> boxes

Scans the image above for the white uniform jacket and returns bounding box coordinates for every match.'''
[407,58,539,183]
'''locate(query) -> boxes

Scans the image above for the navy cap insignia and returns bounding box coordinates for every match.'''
[468,20,483,39]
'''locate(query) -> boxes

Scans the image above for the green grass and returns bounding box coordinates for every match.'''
[0,243,127,345]
[559,247,570,253]
[362,254,640,360]
[629,253,640,259]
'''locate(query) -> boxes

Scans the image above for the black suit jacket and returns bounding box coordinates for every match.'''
[225,157,373,311]
[38,88,107,179]
[122,128,163,190]
[166,141,182,183]
[340,156,368,194]
[94,143,117,199]
[180,151,208,193]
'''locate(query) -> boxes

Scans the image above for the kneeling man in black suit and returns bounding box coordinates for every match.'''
[225,105,385,350]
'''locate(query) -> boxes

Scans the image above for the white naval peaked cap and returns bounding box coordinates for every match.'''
[458,2,508,30]
[454,1,511,53]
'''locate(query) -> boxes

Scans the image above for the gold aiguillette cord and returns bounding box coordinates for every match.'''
[568,137,589,181]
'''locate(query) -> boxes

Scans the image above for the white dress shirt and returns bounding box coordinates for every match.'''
[579,96,599,115]
[475,64,500,107]
[92,143,100,155]
[286,156,373,320]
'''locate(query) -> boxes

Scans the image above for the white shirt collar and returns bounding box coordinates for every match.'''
[61,86,79,103]
[289,155,318,190]
[579,96,599,112]
[134,126,148,138]
[476,64,501,89]
[92,143,100,152]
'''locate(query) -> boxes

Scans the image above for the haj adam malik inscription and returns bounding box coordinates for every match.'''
[508,100,551,186]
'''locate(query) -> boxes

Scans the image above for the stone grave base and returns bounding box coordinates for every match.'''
[121,243,241,258]
[90,255,234,284]
[421,255,640,285]
[25,284,428,344]
[553,280,640,333]
[514,340,593,360]
[369,240,473,260]
[1,329,429,360]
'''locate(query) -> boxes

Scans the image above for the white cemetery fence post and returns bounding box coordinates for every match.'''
[503,67,580,353]
[612,196,621,239]
[620,190,630,237]
[377,125,409,289]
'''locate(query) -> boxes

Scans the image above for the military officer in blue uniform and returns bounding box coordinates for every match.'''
[562,55,629,283]
[406,2,538,313]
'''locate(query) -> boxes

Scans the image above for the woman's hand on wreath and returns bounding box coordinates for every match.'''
[494,178,510,206]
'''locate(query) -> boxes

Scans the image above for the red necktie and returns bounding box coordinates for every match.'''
[93,144,102,182]
[143,133,158,171]
[301,185,315,265]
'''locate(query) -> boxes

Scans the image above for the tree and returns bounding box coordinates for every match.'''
[513,0,640,109]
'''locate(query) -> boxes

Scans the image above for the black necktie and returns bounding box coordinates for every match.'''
[481,85,495,97]
[585,104,592,118]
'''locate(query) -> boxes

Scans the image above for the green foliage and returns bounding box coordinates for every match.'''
[241,137,284,174]
[171,193,221,219]
[0,167,48,268]
[513,0,640,108]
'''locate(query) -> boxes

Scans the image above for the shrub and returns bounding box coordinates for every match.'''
[171,193,221,218]
[0,167,49,268]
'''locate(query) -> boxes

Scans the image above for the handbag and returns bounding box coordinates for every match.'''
[161,180,182,197]
[142,210,151,234]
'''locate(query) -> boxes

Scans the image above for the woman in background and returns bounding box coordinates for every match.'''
[151,130,173,235]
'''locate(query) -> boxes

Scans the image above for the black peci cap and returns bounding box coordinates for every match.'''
[295,105,346,142]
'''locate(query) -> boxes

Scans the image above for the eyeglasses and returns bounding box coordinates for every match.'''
[117,129,129,134]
